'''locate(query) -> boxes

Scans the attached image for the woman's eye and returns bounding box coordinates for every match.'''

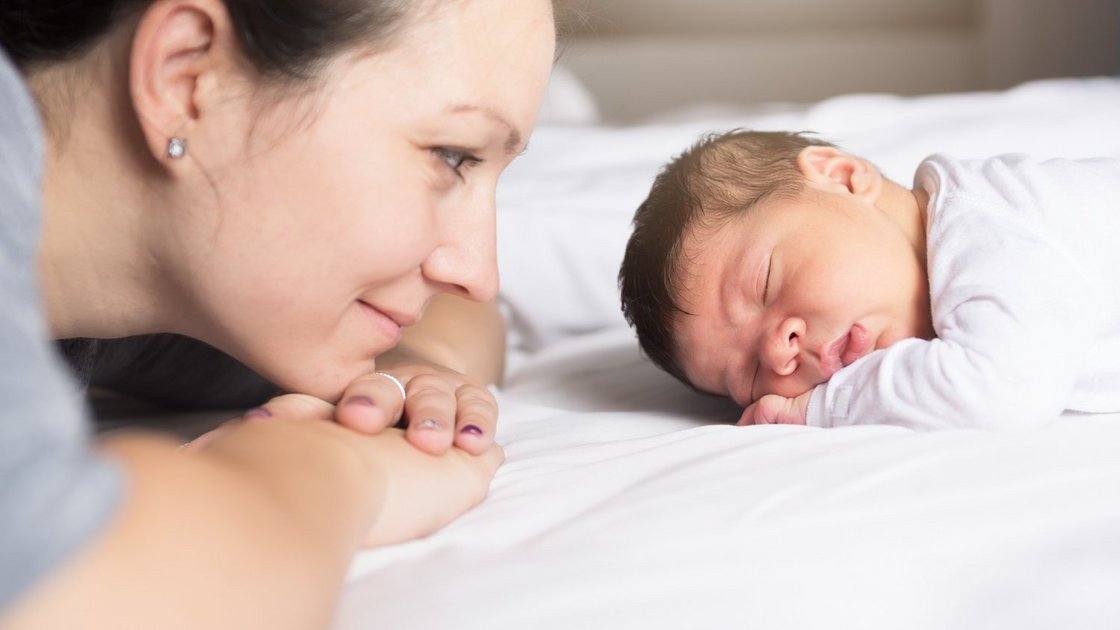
[433,147,482,178]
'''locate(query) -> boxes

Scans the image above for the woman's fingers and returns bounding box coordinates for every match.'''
[332,368,500,455]
[334,372,408,433]
[451,385,498,455]
[255,393,336,422]
[402,374,458,454]
[187,393,334,450]
[401,378,498,456]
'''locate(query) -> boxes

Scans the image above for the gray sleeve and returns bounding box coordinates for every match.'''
[0,51,122,612]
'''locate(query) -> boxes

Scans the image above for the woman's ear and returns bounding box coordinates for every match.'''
[795,145,883,203]
[128,0,236,167]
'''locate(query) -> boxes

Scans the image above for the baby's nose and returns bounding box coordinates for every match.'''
[761,317,804,376]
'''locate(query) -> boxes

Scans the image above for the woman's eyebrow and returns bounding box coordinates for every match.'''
[446,103,524,155]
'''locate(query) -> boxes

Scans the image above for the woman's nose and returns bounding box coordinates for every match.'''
[760,316,805,377]
[421,194,500,302]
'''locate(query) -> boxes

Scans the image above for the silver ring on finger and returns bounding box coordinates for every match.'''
[374,372,407,402]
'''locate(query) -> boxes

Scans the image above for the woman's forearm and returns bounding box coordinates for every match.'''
[380,295,506,385]
[6,420,392,630]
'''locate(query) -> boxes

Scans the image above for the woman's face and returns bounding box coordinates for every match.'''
[171,0,556,400]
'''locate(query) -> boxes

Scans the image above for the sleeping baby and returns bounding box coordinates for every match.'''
[618,130,1120,429]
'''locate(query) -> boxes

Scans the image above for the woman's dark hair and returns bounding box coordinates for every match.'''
[0,0,412,80]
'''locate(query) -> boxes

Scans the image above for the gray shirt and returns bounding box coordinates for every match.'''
[0,50,121,612]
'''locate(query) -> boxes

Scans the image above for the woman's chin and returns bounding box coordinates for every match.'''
[272,362,371,404]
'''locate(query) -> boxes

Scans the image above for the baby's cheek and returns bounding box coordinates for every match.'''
[764,373,820,401]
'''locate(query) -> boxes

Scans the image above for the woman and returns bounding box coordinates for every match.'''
[0,0,556,627]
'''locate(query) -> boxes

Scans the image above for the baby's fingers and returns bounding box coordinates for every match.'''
[736,395,785,426]
[736,402,764,426]
[335,372,408,434]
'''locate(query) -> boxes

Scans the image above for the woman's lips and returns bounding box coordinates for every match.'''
[358,300,404,344]
[820,323,872,378]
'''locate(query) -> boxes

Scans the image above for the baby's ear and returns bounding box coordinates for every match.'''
[795,146,882,203]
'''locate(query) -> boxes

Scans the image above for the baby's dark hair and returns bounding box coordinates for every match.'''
[618,130,835,387]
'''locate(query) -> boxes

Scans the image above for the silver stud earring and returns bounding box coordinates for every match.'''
[167,137,188,159]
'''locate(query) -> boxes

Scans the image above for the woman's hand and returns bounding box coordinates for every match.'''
[333,294,505,456]
[188,393,504,547]
[189,363,499,457]
[185,393,336,450]
[737,391,811,426]
[334,359,498,456]
[358,427,504,547]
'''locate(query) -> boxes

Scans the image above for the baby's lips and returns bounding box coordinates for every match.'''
[840,323,872,367]
[819,330,849,377]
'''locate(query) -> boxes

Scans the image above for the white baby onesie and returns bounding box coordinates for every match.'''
[806,154,1120,430]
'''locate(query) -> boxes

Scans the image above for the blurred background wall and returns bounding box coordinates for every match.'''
[559,0,1120,121]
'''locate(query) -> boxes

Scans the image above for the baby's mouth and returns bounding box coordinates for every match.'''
[840,324,872,367]
[820,324,872,377]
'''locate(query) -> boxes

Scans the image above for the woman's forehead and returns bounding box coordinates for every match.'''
[382,0,555,120]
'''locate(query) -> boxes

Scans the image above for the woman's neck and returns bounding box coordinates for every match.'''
[32,46,177,340]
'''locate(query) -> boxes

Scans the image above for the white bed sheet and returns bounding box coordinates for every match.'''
[336,79,1120,629]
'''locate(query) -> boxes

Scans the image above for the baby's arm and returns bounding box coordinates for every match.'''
[808,275,1099,431]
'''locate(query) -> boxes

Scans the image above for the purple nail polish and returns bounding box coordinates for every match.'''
[345,395,376,407]
[244,407,272,419]
[460,424,484,436]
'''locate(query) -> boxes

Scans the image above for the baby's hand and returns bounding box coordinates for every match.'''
[737,391,811,426]
[334,362,497,457]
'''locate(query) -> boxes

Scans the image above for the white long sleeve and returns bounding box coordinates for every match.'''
[806,154,1120,430]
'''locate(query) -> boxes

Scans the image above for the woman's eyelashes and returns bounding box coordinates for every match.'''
[433,147,483,179]
[761,253,773,304]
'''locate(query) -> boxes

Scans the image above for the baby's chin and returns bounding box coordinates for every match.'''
[877,327,928,352]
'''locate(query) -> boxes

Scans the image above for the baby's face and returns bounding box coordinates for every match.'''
[672,186,933,407]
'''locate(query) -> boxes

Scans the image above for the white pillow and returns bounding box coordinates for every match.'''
[497,121,717,355]
[536,64,601,126]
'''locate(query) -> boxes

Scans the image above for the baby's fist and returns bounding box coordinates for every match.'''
[737,392,809,426]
